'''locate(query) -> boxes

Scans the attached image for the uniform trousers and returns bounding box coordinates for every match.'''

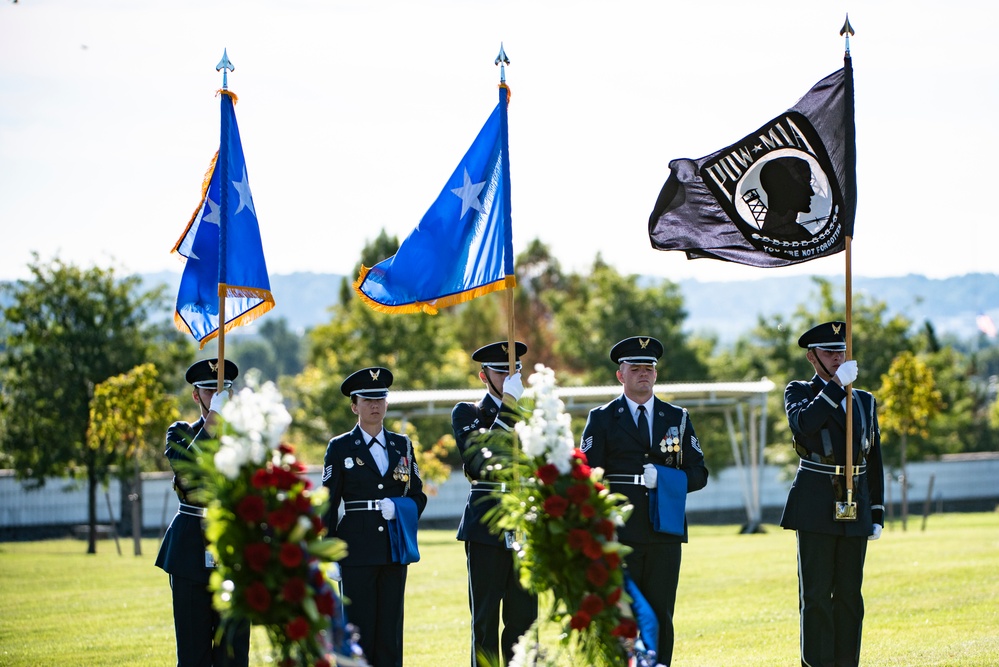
[796,530,868,667]
[170,574,249,667]
[466,540,537,666]
[623,541,682,667]
[341,563,408,667]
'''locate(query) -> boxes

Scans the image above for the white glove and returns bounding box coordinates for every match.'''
[379,498,396,521]
[208,390,229,414]
[869,523,883,541]
[834,360,858,386]
[503,372,524,401]
[643,463,658,489]
[328,563,342,582]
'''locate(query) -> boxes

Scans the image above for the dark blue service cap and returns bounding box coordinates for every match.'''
[471,341,527,371]
[340,367,393,398]
[609,336,663,365]
[186,358,238,389]
[798,321,847,351]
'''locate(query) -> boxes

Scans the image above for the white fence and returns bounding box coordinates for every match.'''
[1,454,996,536]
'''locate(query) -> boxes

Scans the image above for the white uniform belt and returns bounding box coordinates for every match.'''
[798,460,867,476]
[344,500,382,512]
[470,481,507,493]
[178,503,206,518]
[605,474,646,486]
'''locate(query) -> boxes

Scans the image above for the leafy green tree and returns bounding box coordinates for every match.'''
[877,351,943,529]
[0,256,175,552]
[87,363,179,554]
[554,257,706,385]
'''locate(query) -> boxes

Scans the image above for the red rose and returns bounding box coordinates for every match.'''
[572,449,588,462]
[245,581,272,612]
[293,493,312,513]
[571,463,592,480]
[536,464,560,485]
[285,616,310,640]
[315,589,335,616]
[543,495,569,518]
[582,540,604,560]
[251,468,272,489]
[280,542,304,568]
[595,519,615,540]
[268,506,297,532]
[569,610,592,630]
[244,542,271,572]
[604,552,621,570]
[279,442,295,455]
[567,528,591,551]
[581,593,604,616]
[314,659,331,667]
[566,483,590,504]
[236,495,266,523]
[586,561,608,587]
[611,617,638,639]
[579,503,596,519]
[271,468,297,491]
[593,482,606,492]
[281,577,307,604]
[605,587,622,606]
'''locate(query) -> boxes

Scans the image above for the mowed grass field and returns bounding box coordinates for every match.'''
[1,512,997,666]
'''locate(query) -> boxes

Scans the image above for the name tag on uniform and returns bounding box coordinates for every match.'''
[205,550,218,568]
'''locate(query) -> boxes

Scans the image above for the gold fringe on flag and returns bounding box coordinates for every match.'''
[352,266,516,315]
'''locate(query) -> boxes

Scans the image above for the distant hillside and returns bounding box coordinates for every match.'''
[140,272,999,344]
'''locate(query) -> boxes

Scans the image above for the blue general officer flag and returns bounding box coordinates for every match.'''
[172,90,274,348]
[354,85,516,314]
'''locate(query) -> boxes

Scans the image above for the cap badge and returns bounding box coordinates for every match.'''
[208,361,218,374]
[639,338,650,349]
[501,344,508,353]
[369,369,380,381]
[831,323,842,334]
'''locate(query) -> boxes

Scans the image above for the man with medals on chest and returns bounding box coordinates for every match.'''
[779,321,885,667]
[155,358,251,667]
[580,336,709,667]
[451,341,538,666]
[322,367,428,667]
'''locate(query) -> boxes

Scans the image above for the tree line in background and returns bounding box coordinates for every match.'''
[3,240,999,547]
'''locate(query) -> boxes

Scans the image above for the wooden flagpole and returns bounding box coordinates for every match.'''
[841,16,856,511]
[215,50,234,395]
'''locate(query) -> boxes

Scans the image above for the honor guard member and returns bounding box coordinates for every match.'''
[452,341,538,667]
[155,358,251,667]
[580,336,708,667]
[780,322,884,667]
[322,367,428,667]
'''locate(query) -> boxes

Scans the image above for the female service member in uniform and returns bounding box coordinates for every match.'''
[322,367,428,667]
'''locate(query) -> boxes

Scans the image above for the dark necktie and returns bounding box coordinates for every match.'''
[637,404,651,449]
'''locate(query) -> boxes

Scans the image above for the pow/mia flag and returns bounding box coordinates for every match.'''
[648,56,856,267]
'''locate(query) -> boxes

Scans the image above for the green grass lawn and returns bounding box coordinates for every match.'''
[1,512,997,666]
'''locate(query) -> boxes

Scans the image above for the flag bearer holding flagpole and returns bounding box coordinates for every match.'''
[163,49,274,666]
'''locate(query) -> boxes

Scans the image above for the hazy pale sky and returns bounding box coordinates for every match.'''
[2,0,996,284]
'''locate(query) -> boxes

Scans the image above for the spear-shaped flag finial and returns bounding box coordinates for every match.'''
[495,43,510,84]
[840,14,855,56]
[216,48,235,90]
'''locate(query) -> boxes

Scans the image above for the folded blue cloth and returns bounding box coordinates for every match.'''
[387,497,420,564]
[649,464,686,536]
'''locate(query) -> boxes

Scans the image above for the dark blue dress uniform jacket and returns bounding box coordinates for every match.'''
[780,375,885,535]
[452,394,518,546]
[581,395,709,543]
[155,418,212,583]
[321,426,428,566]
